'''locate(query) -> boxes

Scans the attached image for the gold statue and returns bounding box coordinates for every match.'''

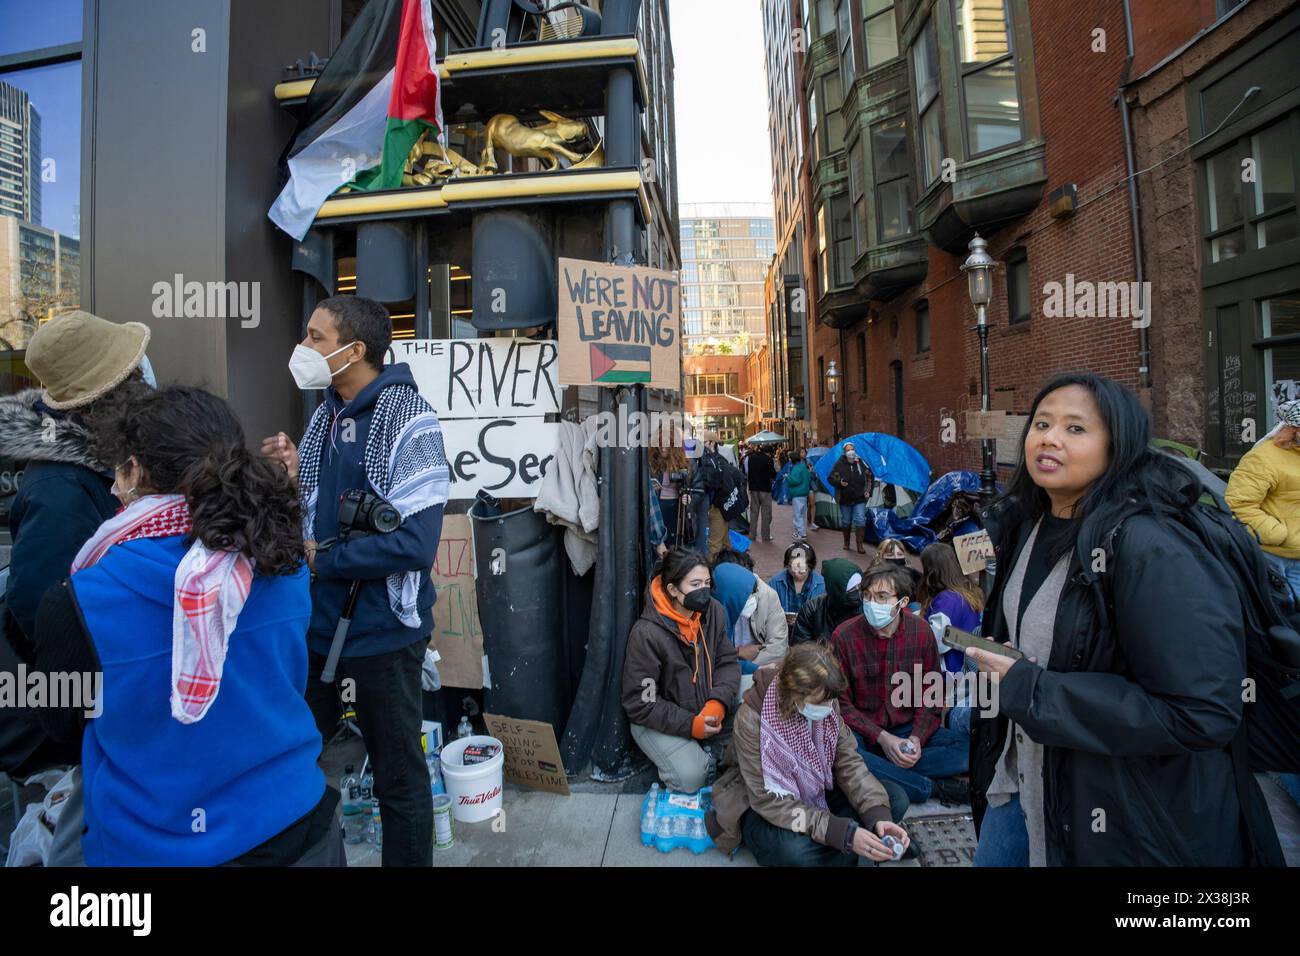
[403,134,483,186]
[480,110,590,172]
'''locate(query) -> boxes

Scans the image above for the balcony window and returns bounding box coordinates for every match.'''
[1007,248,1030,323]
[824,72,845,155]
[838,0,855,89]
[817,204,830,296]
[862,0,899,68]
[954,0,1022,154]
[850,138,867,253]
[832,194,855,287]
[871,116,913,240]
[912,18,944,186]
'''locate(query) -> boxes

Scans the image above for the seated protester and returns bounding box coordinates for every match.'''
[622,548,740,793]
[872,538,909,568]
[711,546,754,572]
[705,642,911,866]
[969,373,1282,867]
[714,563,788,697]
[918,542,984,674]
[33,387,340,866]
[832,563,970,816]
[790,557,862,646]
[768,543,826,615]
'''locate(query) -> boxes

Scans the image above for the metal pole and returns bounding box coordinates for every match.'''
[977,303,996,504]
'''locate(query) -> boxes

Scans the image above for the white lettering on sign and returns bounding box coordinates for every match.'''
[441,418,559,500]
[387,339,561,419]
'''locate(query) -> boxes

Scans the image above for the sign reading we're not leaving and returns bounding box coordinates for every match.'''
[557,257,681,389]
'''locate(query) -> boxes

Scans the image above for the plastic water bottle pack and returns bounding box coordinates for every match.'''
[639,784,715,855]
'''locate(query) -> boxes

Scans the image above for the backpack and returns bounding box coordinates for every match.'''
[714,459,749,523]
[1093,482,1300,776]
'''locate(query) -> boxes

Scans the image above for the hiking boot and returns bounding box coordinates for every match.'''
[934,776,971,807]
[854,526,867,554]
[842,527,852,551]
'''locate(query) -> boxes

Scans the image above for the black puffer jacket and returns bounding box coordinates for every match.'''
[971,491,1281,866]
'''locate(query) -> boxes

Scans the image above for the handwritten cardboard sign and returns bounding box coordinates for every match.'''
[388,338,560,419]
[483,713,571,796]
[429,515,484,689]
[441,417,558,500]
[965,409,1007,440]
[953,529,995,576]
[556,257,680,389]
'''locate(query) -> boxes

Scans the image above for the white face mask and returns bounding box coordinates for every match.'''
[863,598,901,629]
[289,341,357,390]
[800,701,833,722]
[741,594,758,619]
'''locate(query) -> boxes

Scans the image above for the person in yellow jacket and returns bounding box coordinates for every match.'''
[1226,398,1300,599]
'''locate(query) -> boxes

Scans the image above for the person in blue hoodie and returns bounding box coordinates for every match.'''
[32,386,337,866]
[262,295,449,868]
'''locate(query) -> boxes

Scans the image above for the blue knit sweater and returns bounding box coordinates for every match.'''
[72,535,324,866]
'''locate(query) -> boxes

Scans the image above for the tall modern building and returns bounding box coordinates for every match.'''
[0,81,41,225]
[679,202,775,354]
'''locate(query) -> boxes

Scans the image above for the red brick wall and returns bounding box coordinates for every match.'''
[684,353,747,419]
[1129,0,1219,77]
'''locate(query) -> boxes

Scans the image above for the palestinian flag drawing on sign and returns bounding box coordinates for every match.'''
[590,343,653,384]
[269,0,442,241]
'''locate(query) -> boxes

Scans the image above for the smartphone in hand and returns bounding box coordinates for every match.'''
[942,625,1025,661]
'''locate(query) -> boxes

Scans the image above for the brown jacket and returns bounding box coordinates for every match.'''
[622,589,741,738]
[705,665,892,854]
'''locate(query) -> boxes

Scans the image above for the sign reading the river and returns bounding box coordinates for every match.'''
[386,339,560,500]
[556,257,680,389]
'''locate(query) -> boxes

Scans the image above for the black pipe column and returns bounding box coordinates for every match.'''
[560,51,645,777]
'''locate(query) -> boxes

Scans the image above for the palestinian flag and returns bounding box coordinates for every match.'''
[590,343,652,384]
[269,0,442,241]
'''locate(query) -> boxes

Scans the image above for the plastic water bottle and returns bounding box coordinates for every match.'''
[359,769,374,806]
[656,817,671,839]
[369,806,382,847]
[456,716,473,739]
[340,764,361,816]
[344,813,367,845]
[642,784,660,834]
[426,749,445,796]
[691,817,707,840]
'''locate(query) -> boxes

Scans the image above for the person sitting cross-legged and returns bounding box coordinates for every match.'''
[831,563,970,815]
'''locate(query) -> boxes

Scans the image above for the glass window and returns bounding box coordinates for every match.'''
[824,72,845,154]
[817,204,830,296]
[912,18,944,185]
[1007,249,1030,323]
[1252,120,1298,250]
[953,0,1022,155]
[838,0,855,89]
[862,0,898,68]
[857,332,867,390]
[818,355,827,403]
[817,0,837,36]
[849,138,866,252]
[872,116,913,240]
[915,302,930,353]
[1262,295,1300,425]
[0,0,82,57]
[832,195,854,287]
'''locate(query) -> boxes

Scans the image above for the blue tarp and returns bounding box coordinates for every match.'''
[863,470,984,551]
[813,433,932,494]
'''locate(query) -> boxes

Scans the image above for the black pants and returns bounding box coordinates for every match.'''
[305,638,431,867]
[740,788,878,867]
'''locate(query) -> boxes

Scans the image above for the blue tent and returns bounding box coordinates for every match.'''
[813,433,931,494]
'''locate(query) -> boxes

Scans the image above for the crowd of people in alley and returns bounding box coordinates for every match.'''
[634,373,1300,866]
[1,299,1296,868]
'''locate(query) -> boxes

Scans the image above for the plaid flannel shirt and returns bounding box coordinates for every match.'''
[830,609,943,747]
[648,476,666,548]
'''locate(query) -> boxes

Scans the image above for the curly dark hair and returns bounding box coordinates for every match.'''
[65,368,152,469]
[90,386,304,574]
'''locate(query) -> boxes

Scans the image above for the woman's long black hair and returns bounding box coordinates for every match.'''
[91,386,305,574]
[998,371,1195,559]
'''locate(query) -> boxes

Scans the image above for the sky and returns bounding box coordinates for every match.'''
[667,0,774,207]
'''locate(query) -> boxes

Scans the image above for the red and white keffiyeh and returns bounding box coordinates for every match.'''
[758,677,840,810]
[71,493,254,724]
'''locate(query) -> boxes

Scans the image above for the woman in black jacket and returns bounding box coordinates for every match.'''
[967,372,1280,866]
[790,558,863,646]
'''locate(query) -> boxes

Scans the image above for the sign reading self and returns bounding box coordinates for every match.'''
[482,713,570,796]
[556,257,680,389]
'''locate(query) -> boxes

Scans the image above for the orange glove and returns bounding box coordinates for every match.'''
[691,699,727,740]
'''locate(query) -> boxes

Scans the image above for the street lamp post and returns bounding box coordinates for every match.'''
[961,233,998,505]
[825,360,841,444]
[785,397,798,449]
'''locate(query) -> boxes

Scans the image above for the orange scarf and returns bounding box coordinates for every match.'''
[650,576,713,687]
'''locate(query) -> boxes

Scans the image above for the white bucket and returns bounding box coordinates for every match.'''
[440,735,505,823]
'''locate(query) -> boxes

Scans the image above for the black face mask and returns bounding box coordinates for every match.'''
[680,587,712,613]
[887,557,906,567]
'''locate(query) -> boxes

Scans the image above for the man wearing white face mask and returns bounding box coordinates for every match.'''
[261,295,449,867]
[830,564,969,815]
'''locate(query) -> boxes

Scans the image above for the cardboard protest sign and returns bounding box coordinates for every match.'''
[953,529,995,576]
[556,257,680,389]
[483,713,570,796]
[965,409,1007,440]
[429,515,484,688]
[388,338,560,418]
[441,418,558,500]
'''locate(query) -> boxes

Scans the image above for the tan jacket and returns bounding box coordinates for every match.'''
[1226,438,1300,559]
[705,666,891,855]
[751,578,789,667]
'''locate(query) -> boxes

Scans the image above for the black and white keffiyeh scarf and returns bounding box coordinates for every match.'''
[298,383,450,628]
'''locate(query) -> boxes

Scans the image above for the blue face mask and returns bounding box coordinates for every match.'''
[863,599,900,629]
[800,702,833,721]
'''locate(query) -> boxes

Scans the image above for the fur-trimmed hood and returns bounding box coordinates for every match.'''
[0,388,103,469]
